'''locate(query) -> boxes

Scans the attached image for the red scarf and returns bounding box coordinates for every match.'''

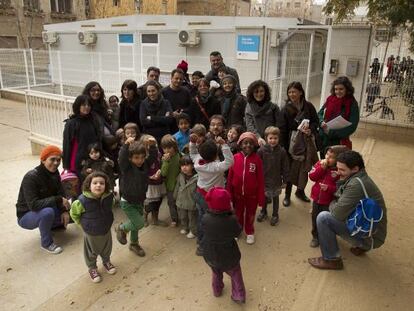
[324,95,353,122]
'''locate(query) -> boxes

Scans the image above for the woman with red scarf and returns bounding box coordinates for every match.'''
[318,76,360,156]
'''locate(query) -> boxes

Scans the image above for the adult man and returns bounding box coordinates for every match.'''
[205,51,241,93]
[308,151,387,270]
[138,66,161,100]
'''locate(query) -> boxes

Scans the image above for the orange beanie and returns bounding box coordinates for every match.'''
[40,145,62,161]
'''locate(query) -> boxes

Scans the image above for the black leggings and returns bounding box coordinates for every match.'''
[144,200,162,213]
[262,195,280,217]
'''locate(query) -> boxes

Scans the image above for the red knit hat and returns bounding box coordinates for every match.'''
[40,145,62,161]
[205,187,232,212]
[177,60,188,73]
[237,131,258,146]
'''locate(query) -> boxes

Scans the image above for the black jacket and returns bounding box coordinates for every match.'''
[221,92,247,128]
[205,64,241,93]
[188,94,222,128]
[119,97,141,130]
[16,164,65,219]
[201,210,242,270]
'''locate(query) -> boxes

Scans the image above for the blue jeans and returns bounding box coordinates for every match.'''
[18,207,62,248]
[317,211,372,260]
[195,191,208,245]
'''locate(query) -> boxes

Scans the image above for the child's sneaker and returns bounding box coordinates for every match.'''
[270,215,279,226]
[257,211,268,222]
[180,229,188,235]
[115,224,127,245]
[89,268,101,283]
[170,221,178,227]
[103,262,117,275]
[129,243,146,257]
[186,231,196,239]
[41,242,63,254]
[246,235,255,245]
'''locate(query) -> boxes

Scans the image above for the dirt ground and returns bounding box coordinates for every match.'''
[0,99,413,311]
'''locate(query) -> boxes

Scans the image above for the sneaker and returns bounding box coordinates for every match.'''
[89,268,101,283]
[186,231,196,239]
[180,229,188,235]
[103,262,117,275]
[129,243,146,257]
[310,238,319,248]
[41,243,63,254]
[115,224,127,245]
[246,235,255,245]
[195,246,204,256]
[270,215,279,226]
[170,221,178,227]
[257,212,268,222]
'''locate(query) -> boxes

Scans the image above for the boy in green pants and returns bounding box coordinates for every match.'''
[116,135,157,256]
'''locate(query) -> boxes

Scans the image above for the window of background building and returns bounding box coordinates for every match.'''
[24,0,40,11]
[50,0,71,13]
[294,2,301,8]
[286,2,291,8]
[113,0,119,6]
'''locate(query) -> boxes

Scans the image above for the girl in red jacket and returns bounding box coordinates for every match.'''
[308,145,348,247]
[227,132,265,245]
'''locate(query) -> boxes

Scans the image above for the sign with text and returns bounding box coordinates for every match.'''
[237,35,260,60]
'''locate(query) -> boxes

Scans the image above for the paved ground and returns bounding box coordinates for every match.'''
[0,98,413,311]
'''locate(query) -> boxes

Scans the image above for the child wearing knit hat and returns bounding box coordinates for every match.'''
[201,187,246,304]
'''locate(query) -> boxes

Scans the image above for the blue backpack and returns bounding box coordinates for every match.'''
[346,177,383,239]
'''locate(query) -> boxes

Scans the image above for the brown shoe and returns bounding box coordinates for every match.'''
[115,224,127,245]
[350,247,367,256]
[129,243,146,257]
[308,256,343,270]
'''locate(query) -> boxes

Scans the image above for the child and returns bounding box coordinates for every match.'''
[80,143,115,188]
[190,134,234,255]
[108,95,120,131]
[174,113,191,153]
[257,127,289,226]
[227,124,244,155]
[227,132,265,245]
[70,172,116,283]
[116,122,140,146]
[142,134,167,227]
[173,156,198,238]
[160,134,181,226]
[308,145,348,247]
[191,123,207,145]
[115,135,157,257]
[201,187,246,304]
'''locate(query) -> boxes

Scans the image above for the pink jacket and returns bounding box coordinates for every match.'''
[227,152,265,207]
[308,161,339,206]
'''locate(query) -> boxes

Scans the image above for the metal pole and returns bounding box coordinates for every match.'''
[98,52,102,84]
[305,31,314,97]
[57,51,64,95]
[0,65,4,89]
[23,50,31,90]
[320,26,332,109]
[30,48,36,86]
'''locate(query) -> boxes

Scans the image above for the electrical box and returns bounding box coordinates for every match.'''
[346,59,359,76]
[329,59,339,75]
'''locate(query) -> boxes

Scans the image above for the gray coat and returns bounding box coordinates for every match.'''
[245,100,280,139]
[329,169,387,249]
[173,173,198,210]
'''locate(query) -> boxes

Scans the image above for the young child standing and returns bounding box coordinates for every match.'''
[227,132,265,245]
[190,134,234,256]
[201,187,246,304]
[227,124,244,155]
[174,155,198,238]
[80,143,115,188]
[174,113,191,153]
[160,134,181,226]
[257,127,290,226]
[115,135,157,257]
[70,172,116,283]
[308,145,348,247]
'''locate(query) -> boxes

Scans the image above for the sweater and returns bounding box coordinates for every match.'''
[245,100,281,139]
[308,161,339,206]
[161,85,193,112]
[227,152,265,207]
[161,152,181,192]
[173,173,198,210]
[16,164,65,219]
[329,169,387,248]
[190,143,234,191]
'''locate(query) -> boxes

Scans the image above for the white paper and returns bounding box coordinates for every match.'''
[326,115,352,130]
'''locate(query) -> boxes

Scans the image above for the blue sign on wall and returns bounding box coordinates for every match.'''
[237,35,260,60]
[119,34,134,44]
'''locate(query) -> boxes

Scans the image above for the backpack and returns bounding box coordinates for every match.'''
[346,177,383,239]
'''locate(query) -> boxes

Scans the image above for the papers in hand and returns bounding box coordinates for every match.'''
[326,116,352,130]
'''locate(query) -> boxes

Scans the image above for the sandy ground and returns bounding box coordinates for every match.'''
[0,99,413,311]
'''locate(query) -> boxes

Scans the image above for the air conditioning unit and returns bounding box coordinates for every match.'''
[42,31,59,44]
[78,31,97,45]
[178,30,200,47]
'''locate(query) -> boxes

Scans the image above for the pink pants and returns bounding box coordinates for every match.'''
[234,196,258,235]
[211,264,246,302]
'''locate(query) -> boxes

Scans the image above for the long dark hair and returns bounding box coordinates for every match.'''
[120,79,140,101]
[72,95,90,116]
[247,80,271,103]
[330,76,354,96]
[82,81,106,103]
[286,81,306,103]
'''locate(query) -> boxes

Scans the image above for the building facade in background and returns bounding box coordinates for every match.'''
[251,0,311,19]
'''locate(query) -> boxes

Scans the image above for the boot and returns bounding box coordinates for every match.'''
[283,183,292,207]
[152,210,167,227]
[295,189,310,202]
[143,211,149,227]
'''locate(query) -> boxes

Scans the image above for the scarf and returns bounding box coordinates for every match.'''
[222,88,236,116]
[324,95,353,122]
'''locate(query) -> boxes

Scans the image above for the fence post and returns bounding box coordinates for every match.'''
[23,50,31,90]
[57,51,64,95]
[30,48,37,86]
[0,65,3,89]
[98,52,102,84]
[305,32,315,98]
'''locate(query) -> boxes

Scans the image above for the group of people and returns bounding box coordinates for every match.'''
[15,51,387,304]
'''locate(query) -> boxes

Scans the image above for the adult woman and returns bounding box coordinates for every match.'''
[63,95,102,178]
[318,76,360,154]
[140,80,175,144]
[16,146,71,254]
[220,74,247,128]
[245,80,280,146]
[279,81,319,206]
[119,79,142,130]
[187,78,222,128]
[82,81,108,120]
